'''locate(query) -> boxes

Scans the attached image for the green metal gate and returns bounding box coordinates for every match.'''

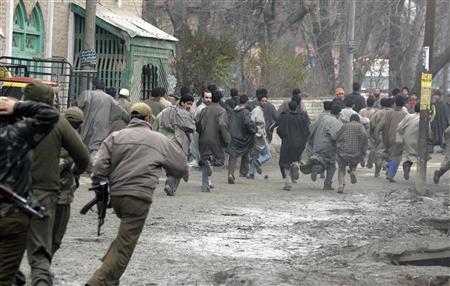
[73,14,126,93]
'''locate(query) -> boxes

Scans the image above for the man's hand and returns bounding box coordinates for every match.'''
[0,98,16,115]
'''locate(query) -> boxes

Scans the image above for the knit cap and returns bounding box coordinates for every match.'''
[23,80,54,105]
[65,107,84,122]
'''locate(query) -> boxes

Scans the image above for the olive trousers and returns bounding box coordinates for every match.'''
[0,212,30,286]
[27,189,58,286]
[86,195,151,286]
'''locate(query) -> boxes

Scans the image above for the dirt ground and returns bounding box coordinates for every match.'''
[23,153,450,285]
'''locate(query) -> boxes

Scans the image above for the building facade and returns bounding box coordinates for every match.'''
[0,0,177,104]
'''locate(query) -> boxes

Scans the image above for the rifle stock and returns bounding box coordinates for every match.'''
[0,184,44,218]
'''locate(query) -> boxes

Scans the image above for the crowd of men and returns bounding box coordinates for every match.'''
[1,78,450,286]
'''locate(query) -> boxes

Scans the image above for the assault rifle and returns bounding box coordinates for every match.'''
[80,181,109,236]
[0,184,44,218]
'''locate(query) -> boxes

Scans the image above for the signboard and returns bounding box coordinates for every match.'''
[79,48,97,65]
[348,40,355,54]
[420,72,432,110]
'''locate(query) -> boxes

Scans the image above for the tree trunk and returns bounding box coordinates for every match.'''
[197,0,210,36]
[142,0,157,26]
[388,0,404,92]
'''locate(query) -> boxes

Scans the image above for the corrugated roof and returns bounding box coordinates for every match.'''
[73,1,178,42]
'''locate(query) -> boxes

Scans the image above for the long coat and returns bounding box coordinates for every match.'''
[396,113,420,161]
[277,111,310,168]
[251,105,268,153]
[431,101,449,146]
[371,107,392,159]
[379,107,408,159]
[227,106,256,157]
[196,103,231,163]
[77,89,129,152]
[308,114,343,165]
[153,105,196,156]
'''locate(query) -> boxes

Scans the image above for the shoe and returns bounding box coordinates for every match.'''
[204,161,213,176]
[182,171,189,183]
[350,172,357,184]
[386,176,395,183]
[320,172,325,179]
[246,174,255,179]
[201,186,211,192]
[403,161,412,180]
[290,163,300,181]
[164,185,175,196]
[300,162,312,174]
[254,160,262,175]
[337,186,344,194]
[283,184,292,191]
[228,174,235,184]
[323,184,334,191]
[239,173,247,177]
[311,165,321,181]
[434,170,441,184]
[187,160,199,168]
[366,159,373,169]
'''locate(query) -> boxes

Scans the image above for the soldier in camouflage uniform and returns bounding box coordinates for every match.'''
[51,107,85,257]
[0,97,59,285]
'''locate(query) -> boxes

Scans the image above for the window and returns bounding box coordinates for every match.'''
[12,1,44,58]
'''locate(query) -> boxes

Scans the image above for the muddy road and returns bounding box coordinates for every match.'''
[25,154,450,285]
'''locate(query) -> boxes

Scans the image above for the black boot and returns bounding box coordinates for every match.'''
[402,160,413,180]
[434,168,446,184]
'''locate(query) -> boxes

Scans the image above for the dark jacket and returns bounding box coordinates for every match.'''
[431,101,449,146]
[0,101,59,215]
[144,97,165,117]
[346,91,366,112]
[227,106,256,157]
[197,102,231,162]
[225,97,239,110]
[277,111,310,168]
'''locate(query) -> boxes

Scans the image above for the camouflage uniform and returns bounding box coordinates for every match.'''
[0,101,59,286]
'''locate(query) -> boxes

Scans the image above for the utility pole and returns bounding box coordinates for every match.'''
[441,0,450,101]
[416,0,436,193]
[80,0,97,91]
[343,0,356,93]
